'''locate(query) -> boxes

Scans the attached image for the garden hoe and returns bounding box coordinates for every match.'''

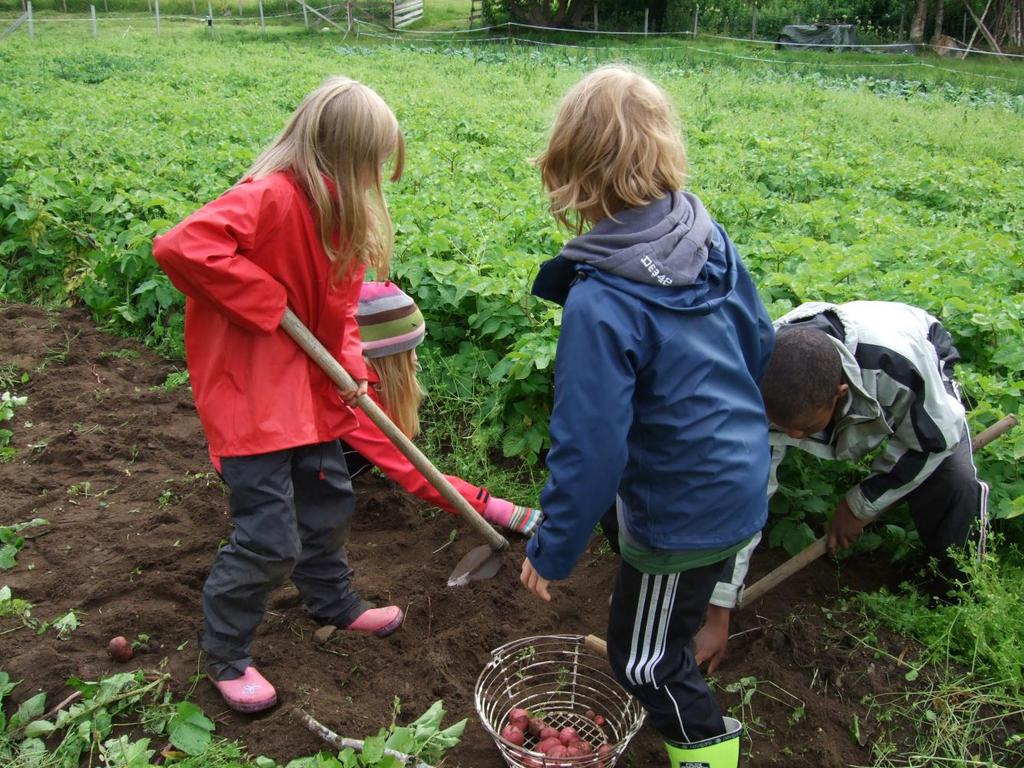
[738,413,1018,608]
[279,308,510,588]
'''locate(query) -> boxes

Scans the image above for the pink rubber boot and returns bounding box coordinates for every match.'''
[483,496,542,536]
[209,667,278,713]
[346,606,404,637]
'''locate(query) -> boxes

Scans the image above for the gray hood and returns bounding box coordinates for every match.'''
[559,191,713,287]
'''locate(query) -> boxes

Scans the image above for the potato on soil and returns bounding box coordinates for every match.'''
[107,635,133,663]
[527,717,547,736]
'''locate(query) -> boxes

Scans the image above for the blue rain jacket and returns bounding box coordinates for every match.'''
[526,193,774,580]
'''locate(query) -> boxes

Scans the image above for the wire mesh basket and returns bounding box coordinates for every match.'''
[475,635,646,768]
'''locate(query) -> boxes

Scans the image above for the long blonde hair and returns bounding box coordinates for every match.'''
[535,65,687,234]
[368,350,424,438]
[247,76,405,277]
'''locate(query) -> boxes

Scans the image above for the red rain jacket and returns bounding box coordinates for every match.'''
[153,172,367,459]
[344,366,489,517]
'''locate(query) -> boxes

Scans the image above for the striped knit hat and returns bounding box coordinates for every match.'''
[357,281,426,359]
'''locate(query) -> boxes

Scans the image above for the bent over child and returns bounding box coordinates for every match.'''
[519,66,774,768]
[340,280,541,536]
[153,76,405,714]
[696,301,987,673]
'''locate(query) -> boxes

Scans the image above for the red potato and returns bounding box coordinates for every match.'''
[536,737,562,754]
[509,708,530,732]
[598,743,615,766]
[585,708,596,720]
[593,714,606,727]
[107,635,133,663]
[528,717,547,737]
[575,740,593,754]
[559,727,580,746]
[501,725,525,746]
[539,726,560,741]
[547,745,570,758]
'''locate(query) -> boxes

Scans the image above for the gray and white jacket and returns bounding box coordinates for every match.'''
[711,301,967,609]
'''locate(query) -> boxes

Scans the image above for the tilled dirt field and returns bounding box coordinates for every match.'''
[1,301,961,767]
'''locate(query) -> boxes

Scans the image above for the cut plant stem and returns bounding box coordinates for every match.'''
[293,707,434,768]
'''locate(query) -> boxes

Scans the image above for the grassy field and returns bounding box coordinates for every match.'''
[1,20,1023,766]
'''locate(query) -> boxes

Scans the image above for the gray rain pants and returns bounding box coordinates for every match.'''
[201,440,369,680]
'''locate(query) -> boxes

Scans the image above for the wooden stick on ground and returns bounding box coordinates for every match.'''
[292,708,434,768]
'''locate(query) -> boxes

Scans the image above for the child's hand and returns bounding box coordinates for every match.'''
[827,498,868,553]
[520,558,551,602]
[695,604,730,673]
[339,379,368,406]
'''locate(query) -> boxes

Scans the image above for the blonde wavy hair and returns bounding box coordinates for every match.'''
[535,65,687,233]
[368,350,424,438]
[247,76,405,278]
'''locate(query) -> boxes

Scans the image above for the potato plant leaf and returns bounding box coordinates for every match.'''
[167,701,214,755]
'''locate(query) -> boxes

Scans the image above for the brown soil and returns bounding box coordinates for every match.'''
[0,302,966,767]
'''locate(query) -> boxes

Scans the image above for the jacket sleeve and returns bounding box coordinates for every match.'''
[710,530,761,609]
[845,350,965,520]
[526,288,637,581]
[343,394,486,516]
[152,182,288,333]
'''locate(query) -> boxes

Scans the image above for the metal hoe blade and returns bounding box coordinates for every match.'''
[447,545,503,587]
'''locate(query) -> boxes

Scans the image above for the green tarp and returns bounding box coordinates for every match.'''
[776,23,859,51]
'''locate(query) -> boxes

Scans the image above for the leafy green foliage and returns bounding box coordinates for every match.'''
[0,391,28,462]
[167,701,215,755]
[861,543,1024,695]
[283,700,466,768]
[0,519,48,571]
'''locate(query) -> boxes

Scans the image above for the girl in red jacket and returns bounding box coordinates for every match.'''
[153,76,405,714]
[343,281,541,536]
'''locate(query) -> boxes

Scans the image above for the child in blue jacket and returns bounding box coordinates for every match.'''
[519,66,774,768]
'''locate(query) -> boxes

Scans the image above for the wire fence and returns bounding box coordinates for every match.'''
[5,2,1024,77]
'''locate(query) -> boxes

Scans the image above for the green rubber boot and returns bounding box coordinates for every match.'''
[664,717,742,768]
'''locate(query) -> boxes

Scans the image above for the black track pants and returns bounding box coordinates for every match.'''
[201,440,369,679]
[905,429,988,585]
[606,558,729,744]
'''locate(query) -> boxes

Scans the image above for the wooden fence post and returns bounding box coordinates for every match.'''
[27,0,33,37]
[593,4,597,29]
[258,0,264,29]
[644,7,648,35]
[751,2,757,37]
[302,0,308,27]
[692,4,699,36]
[208,0,213,27]
[347,0,352,31]
[91,3,97,35]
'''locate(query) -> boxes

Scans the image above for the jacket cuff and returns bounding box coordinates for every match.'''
[846,485,879,522]
[709,581,739,610]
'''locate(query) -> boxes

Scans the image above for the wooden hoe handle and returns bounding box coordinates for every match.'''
[280,308,509,553]
[738,413,1018,609]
